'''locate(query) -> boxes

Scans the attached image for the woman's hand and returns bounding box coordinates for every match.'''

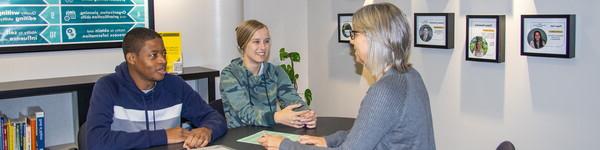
[299,135,327,147]
[274,104,309,128]
[258,134,285,150]
[299,110,317,128]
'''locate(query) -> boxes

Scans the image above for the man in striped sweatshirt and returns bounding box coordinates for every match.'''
[85,28,227,149]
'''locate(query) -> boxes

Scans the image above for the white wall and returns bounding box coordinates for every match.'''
[155,0,242,71]
[306,0,366,118]
[307,0,600,149]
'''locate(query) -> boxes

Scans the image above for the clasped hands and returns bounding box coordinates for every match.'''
[166,127,212,149]
[274,104,317,128]
[258,104,319,149]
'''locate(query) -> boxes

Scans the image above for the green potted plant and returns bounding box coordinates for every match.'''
[279,48,313,106]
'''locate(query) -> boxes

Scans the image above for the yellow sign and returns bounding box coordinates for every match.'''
[159,32,183,74]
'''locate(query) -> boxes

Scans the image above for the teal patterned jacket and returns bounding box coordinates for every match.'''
[220,58,308,128]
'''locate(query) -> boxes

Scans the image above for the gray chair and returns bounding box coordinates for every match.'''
[209,99,225,117]
[496,141,515,150]
[77,123,87,150]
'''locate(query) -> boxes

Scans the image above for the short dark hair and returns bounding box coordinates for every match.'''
[122,27,162,56]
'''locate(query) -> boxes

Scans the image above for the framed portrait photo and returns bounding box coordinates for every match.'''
[466,15,505,63]
[414,13,454,49]
[338,13,353,43]
[521,14,575,58]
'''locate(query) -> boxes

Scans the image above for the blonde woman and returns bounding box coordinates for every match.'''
[220,20,317,129]
[258,3,435,150]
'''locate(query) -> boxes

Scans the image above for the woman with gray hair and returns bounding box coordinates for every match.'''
[258,2,435,150]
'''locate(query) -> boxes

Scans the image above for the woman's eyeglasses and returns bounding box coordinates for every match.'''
[350,30,363,40]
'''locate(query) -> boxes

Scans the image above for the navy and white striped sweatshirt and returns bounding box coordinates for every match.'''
[85,62,227,149]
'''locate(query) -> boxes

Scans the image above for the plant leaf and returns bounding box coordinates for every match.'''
[304,89,312,106]
[290,52,300,62]
[279,64,287,70]
[279,49,288,61]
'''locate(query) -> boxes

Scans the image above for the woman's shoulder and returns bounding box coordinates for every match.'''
[379,68,419,83]
[372,68,423,91]
[222,58,246,76]
[369,70,406,93]
[366,68,427,106]
[264,62,286,76]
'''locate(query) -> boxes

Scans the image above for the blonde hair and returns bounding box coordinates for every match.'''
[235,20,268,53]
[352,3,412,78]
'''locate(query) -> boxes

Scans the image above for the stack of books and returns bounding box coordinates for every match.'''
[0,107,44,150]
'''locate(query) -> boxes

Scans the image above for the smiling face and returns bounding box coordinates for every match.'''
[242,27,271,66]
[127,38,167,87]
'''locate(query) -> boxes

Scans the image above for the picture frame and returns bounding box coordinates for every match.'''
[414,13,454,49]
[521,14,575,58]
[466,15,505,63]
[337,13,353,43]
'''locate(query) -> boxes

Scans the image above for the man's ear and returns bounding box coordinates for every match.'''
[126,52,137,65]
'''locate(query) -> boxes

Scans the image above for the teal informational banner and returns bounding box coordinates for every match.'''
[0,0,154,54]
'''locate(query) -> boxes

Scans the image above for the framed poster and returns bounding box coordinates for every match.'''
[338,13,353,43]
[0,0,155,54]
[466,15,505,63]
[521,14,575,58]
[414,13,454,49]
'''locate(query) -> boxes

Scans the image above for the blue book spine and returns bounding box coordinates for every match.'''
[19,122,25,150]
[21,122,25,150]
[36,112,44,150]
[20,123,25,150]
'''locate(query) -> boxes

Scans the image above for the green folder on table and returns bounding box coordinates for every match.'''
[237,130,301,145]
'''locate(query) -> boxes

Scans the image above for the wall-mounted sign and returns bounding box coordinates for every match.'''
[466,15,505,63]
[0,0,155,54]
[521,14,575,58]
[414,13,454,49]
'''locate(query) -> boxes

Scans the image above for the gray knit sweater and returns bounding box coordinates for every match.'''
[280,68,436,150]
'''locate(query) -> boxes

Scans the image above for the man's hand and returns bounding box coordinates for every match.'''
[257,134,285,150]
[183,127,212,149]
[299,135,327,147]
[165,127,187,144]
[274,104,309,128]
